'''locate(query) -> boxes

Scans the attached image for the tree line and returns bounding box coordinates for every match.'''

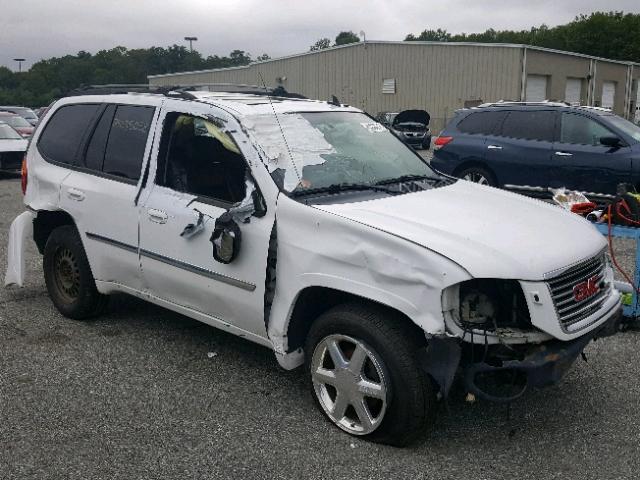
[405,11,640,64]
[0,46,261,107]
[1,11,638,107]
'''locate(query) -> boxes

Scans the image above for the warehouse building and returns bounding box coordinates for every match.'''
[148,41,640,131]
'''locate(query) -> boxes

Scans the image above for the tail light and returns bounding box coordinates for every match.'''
[434,136,453,150]
[21,154,27,195]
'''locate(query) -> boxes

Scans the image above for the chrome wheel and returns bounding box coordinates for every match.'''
[311,334,388,435]
[53,247,80,303]
[463,172,490,185]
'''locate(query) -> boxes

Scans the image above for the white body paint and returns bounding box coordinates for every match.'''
[5,92,620,370]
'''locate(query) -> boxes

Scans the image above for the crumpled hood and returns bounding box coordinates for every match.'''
[393,109,430,127]
[314,181,606,280]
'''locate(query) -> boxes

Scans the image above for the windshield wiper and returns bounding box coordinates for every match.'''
[374,174,430,185]
[290,182,399,198]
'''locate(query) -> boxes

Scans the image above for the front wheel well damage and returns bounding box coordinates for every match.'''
[33,210,76,254]
[284,286,426,354]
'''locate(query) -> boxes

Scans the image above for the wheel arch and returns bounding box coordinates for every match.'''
[33,209,78,254]
[283,285,428,358]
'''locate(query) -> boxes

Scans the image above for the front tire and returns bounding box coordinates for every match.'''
[305,303,435,446]
[43,225,107,320]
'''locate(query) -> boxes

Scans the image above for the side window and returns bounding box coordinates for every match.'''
[38,104,101,165]
[559,113,614,145]
[457,111,506,135]
[84,104,116,171]
[156,113,246,204]
[102,105,154,181]
[500,111,555,141]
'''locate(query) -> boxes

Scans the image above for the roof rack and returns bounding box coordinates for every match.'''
[65,83,307,100]
[477,100,571,108]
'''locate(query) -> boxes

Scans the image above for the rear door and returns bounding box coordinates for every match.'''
[551,112,631,195]
[483,110,556,189]
[58,99,161,290]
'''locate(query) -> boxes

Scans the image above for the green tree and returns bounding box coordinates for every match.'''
[405,28,451,42]
[310,38,331,51]
[334,31,360,46]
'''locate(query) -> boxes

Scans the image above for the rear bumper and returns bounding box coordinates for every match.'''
[463,307,621,402]
[4,210,35,287]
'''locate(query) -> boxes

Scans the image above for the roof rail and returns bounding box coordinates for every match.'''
[478,100,571,108]
[64,83,307,100]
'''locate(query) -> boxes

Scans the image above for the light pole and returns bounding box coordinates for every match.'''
[13,58,26,73]
[184,37,198,52]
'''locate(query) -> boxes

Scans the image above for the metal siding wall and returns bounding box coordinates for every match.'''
[148,43,524,130]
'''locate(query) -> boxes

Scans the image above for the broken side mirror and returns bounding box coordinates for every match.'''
[210,212,242,264]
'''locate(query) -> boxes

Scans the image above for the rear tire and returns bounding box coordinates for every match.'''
[456,166,496,186]
[43,225,107,320]
[304,303,435,447]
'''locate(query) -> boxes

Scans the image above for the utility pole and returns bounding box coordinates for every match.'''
[184,37,198,53]
[13,58,26,73]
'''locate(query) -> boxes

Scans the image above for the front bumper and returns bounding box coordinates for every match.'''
[462,308,621,402]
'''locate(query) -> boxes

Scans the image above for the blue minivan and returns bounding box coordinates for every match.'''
[431,102,640,200]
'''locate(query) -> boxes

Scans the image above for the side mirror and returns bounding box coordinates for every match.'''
[600,135,622,148]
[210,212,241,264]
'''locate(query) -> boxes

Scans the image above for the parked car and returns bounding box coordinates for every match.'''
[0,121,28,173]
[0,106,39,126]
[377,110,432,149]
[431,102,640,200]
[0,112,35,138]
[5,91,620,446]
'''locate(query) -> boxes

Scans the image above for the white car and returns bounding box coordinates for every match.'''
[5,89,621,446]
[0,121,28,173]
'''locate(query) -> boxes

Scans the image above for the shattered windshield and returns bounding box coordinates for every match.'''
[243,111,441,193]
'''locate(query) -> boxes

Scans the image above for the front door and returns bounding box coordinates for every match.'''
[138,104,275,339]
[552,112,632,195]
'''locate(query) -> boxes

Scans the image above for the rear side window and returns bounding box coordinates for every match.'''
[38,104,101,165]
[102,105,154,181]
[500,111,555,141]
[84,105,116,171]
[457,111,506,135]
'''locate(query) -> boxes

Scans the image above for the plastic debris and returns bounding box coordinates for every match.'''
[207,352,218,358]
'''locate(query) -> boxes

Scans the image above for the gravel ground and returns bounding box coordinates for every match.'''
[1,175,639,480]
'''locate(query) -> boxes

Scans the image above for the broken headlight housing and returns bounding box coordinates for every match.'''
[457,279,532,331]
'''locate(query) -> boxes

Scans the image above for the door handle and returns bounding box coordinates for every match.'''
[487,145,503,150]
[147,209,168,224]
[67,188,85,201]
[555,151,573,157]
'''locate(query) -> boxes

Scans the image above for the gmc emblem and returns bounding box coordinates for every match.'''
[573,276,600,302]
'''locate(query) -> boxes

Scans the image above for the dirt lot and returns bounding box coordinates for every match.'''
[1,175,639,479]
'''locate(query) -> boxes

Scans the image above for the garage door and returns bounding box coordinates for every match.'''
[565,78,582,104]
[602,81,616,109]
[526,75,548,101]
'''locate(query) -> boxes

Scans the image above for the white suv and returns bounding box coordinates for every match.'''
[5,89,621,446]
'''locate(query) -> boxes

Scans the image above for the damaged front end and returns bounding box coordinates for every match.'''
[424,278,621,402]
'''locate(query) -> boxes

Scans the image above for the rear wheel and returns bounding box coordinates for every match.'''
[43,225,107,319]
[456,166,496,186]
[305,303,435,446]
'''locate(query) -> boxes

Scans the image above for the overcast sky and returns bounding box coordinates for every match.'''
[2,0,639,71]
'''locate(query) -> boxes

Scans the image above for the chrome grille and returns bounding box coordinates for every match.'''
[547,252,609,330]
